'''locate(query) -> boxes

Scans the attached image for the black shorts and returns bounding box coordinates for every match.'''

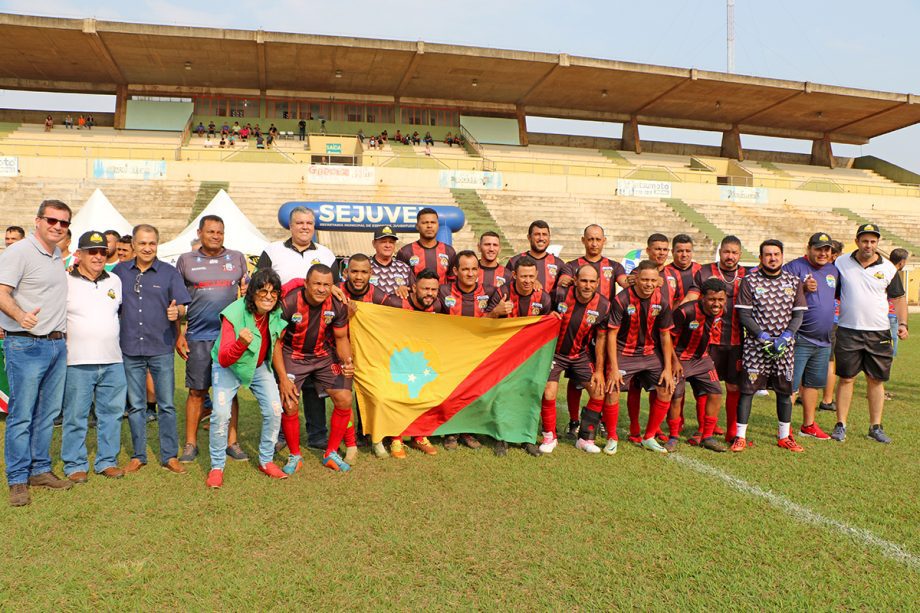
[739,370,794,396]
[285,353,352,392]
[673,356,723,399]
[834,327,893,382]
[548,354,594,385]
[185,340,215,390]
[613,353,663,392]
[709,345,743,386]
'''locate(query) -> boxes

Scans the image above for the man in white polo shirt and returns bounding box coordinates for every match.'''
[831,223,908,444]
[61,231,127,482]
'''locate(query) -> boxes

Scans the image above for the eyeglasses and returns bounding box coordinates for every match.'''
[40,216,71,228]
[84,248,107,256]
[134,272,144,294]
[255,289,279,299]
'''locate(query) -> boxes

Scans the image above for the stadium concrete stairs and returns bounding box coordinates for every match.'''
[449,189,515,260]
[598,149,634,167]
[386,141,442,170]
[831,207,920,254]
[662,197,757,261]
[189,181,231,223]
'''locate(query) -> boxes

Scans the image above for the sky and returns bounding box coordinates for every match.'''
[0,0,917,170]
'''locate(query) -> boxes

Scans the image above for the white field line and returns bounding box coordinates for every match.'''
[670,454,920,572]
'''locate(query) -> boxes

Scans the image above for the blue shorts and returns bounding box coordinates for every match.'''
[792,336,832,390]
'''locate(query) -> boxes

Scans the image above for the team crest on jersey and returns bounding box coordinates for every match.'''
[495,276,506,287]
[602,266,613,279]
[107,289,116,300]
[311,258,321,266]
[586,309,599,325]
[291,313,303,324]
[395,277,406,286]
[825,275,836,288]
[530,303,543,315]
[783,284,795,297]
[650,303,662,316]
[476,295,489,310]
[222,263,234,272]
[444,296,457,308]
[557,303,568,314]
[409,255,420,266]
[748,370,759,382]
[667,276,677,288]
[689,321,700,330]
[626,305,636,316]
[755,286,767,297]
[323,310,335,324]
[547,264,558,277]
[438,253,450,268]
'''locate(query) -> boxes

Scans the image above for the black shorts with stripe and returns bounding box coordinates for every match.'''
[673,355,723,399]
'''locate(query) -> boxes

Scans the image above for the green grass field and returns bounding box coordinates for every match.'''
[2,318,919,609]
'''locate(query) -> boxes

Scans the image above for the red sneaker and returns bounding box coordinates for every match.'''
[205,469,223,488]
[687,431,703,446]
[799,423,830,440]
[777,435,805,452]
[628,434,643,445]
[730,437,748,453]
[258,462,289,479]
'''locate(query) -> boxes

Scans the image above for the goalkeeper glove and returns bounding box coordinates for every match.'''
[772,331,794,356]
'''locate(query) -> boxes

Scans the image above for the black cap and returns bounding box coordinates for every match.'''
[77,230,107,250]
[856,223,881,238]
[807,232,833,248]
[373,226,398,241]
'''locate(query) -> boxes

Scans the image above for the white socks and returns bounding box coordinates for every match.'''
[736,423,748,439]
[778,422,791,439]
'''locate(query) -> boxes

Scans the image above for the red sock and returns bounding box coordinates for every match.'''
[541,398,557,434]
[344,421,357,448]
[695,395,707,431]
[702,414,718,439]
[644,398,669,440]
[726,390,740,440]
[566,381,582,421]
[602,401,619,440]
[281,413,301,456]
[326,406,352,457]
[627,387,641,436]
[667,417,681,438]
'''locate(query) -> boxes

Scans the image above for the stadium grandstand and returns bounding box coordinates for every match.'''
[1,13,920,299]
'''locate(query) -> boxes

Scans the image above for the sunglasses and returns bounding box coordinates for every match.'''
[255,289,279,299]
[84,248,107,256]
[40,216,71,228]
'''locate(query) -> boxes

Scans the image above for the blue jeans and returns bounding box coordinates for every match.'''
[209,362,282,470]
[123,353,179,464]
[61,363,127,475]
[3,335,67,485]
[792,336,832,390]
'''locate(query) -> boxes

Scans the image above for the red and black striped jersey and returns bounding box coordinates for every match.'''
[506,251,563,293]
[384,294,442,312]
[609,286,673,357]
[339,281,389,305]
[438,282,494,317]
[486,283,552,318]
[562,256,627,301]
[692,264,747,346]
[478,263,509,290]
[553,287,610,359]
[396,240,456,285]
[280,290,348,360]
[664,262,701,304]
[671,301,722,361]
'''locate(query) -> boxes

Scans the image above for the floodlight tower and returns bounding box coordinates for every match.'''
[727,0,735,73]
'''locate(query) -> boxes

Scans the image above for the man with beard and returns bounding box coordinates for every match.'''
[103,230,121,271]
[397,208,456,285]
[506,220,563,294]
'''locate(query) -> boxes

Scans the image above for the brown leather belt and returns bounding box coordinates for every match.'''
[6,330,66,340]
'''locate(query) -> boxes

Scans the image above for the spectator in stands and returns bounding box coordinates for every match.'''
[64,115,73,129]
[5,226,25,247]
[232,121,241,135]
[254,124,261,137]
[221,121,230,134]
[116,235,133,262]
[44,115,54,132]
[411,131,420,145]
[228,133,236,147]
[266,133,274,149]
[368,136,377,149]
[380,129,388,142]
[269,124,278,137]
[207,121,216,136]
[445,132,454,147]
[218,134,226,149]
[256,134,265,149]
[204,135,215,148]
[320,118,326,135]
[195,122,205,137]
[424,131,434,146]
[298,119,306,141]
[77,115,86,130]
[425,143,431,156]
[103,229,121,271]
[86,116,94,130]
[357,129,365,143]
[240,125,249,141]
[395,129,403,143]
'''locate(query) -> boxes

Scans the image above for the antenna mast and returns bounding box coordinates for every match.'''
[727,0,735,73]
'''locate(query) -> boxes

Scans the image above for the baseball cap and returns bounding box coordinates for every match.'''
[77,230,107,250]
[807,232,833,248]
[856,223,881,238]
[373,226,398,241]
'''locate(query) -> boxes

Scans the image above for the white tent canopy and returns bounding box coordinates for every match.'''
[158,189,269,264]
[69,189,134,241]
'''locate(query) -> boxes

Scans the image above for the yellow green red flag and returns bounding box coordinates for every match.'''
[351,303,559,443]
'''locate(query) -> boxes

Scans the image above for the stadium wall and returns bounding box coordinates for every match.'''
[125,101,193,131]
[0,109,115,126]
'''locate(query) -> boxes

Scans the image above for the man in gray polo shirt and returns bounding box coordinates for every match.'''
[0,199,75,507]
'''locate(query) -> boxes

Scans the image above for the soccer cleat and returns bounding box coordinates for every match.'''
[628,434,643,446]
[493,441,509,457]
[205,469,223,489]
[713,425,725,436]
[818,401,836,412]
[603,439,618,455]
[701,437,727,452]
[730,437,748,453]
[565,420,580,440]
[522,443,543,457]
[322,451,351,472]
[777,435,805,452]
[575,438,601,453]
[442,435,459,451]
[597,422,608,439]
[390,439,407,459]
[799,423,831,440]
[178,443,198,463]
[344,445,358,464]
[259,462,288,479]
[372,441,389,459]
[409,437,438,455]
[867,425,892,444]
[539,432,558,454]
[281,454,303,476]
[641,437,668,454]
[687,431,703,446]
[226,443,249,461]
[663,437,680,453]
[830,423,846,442]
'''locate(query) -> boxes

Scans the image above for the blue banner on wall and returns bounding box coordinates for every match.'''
[92,159,167,180]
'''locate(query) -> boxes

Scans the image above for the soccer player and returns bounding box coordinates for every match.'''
[684,235,747,444]
[607,260,675,454]
[665,234,701,305]
[783,232,839,440]
[666,278,728,452]
[477,231,508,290]
[555,224,628,438]
[396,207,456,284]
[341,253,390,305]
[274,264,356,473]
[506,220,564,293]
[733,240,807,453]
[369,225,410,298]
[485,256,552,457]
[542,265,608,454]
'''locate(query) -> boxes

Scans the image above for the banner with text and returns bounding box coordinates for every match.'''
[92,159,166,180]
[306,164,376,185]
[0,156,19,177]
[616,178,672,198]
[719,185,769,204]
[438,170,503,190]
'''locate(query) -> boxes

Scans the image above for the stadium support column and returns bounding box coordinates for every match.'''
[811,136,835,168]
[621,116,641,154]
[721,125,744,161]
[516,106,528,146]
[114,84,127,130]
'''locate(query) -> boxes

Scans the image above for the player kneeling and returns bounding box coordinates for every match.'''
[667,278,728,453]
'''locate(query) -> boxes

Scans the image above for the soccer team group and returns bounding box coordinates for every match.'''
[0,201,908,500]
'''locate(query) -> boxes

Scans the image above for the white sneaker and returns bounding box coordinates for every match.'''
[575,438,601,453]
[538,432,558,454]
[372,441,388,458]
[603,439,618,455]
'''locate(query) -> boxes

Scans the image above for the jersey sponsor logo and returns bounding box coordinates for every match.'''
[190,267,206,272]
[291,312,303,324]
[209,259,219,264]
[689,320,700,330]
[825,274,836,288]
[323,309,335,324]
[602,266,613,279]
[107,289,117,300]
[444,296,457,308]
[438,253,450,268]
[557,303,568,314]
[409,255,420,266]
[586,309,599,325]
[626,305,636,315]
[547,264,558,277]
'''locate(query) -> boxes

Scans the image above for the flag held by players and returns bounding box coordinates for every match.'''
[351,303,558,444]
